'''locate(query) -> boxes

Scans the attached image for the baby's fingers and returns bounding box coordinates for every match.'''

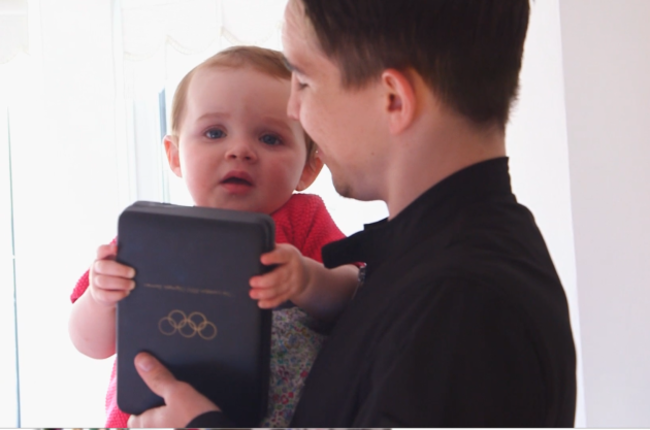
[93,259,136,279]
[89,242,135,307]
[91,286,132,306]
[93,273,135,291]
[96,242,117,260]
[251,284,291,309]
[260,243,299,266]
[250,269,284,290]
[250,262,295,292]
[249,273,289,308]
[257,295,290,309]
[91,273,135,306]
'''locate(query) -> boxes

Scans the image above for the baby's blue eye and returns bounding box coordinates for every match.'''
[205,129,225,139]
[260,134,282,146]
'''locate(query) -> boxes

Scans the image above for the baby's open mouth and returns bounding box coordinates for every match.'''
[221,171,254,189]
[222,177,252,186]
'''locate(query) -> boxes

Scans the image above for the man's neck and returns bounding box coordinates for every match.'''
[385,112,506,219]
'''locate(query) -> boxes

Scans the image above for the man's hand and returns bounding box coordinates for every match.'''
[127,352,221,428]
[89,242,136,307]
[249,243,311,309]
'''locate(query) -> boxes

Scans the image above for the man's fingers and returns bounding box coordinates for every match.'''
[127,404,166,428]
[130,352,221,427]
[134,352,179,400]
[94,259,136,279]
[127,412,140,428]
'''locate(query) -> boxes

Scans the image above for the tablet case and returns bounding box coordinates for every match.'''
[116,201,274,427]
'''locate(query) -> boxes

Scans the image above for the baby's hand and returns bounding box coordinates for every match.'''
[249,243,310,309]
[89,242,136,308]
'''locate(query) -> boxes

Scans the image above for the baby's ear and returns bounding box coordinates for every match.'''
[296,152,324,192]
[163,135,183,178]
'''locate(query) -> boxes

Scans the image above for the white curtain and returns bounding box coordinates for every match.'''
[0,0,28,64]
[121,0,287,59]
[119,0,287,96]
[0,1,27,426]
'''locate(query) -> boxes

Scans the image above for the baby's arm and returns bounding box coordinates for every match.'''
[249,243,358,321]
[68,242,135,359]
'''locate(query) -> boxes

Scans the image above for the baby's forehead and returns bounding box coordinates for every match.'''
[182,66,304,134]
[189,66,286,98]
[186,66,291,111]
[194,64,290,87]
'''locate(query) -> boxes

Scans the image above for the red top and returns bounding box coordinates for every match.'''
[70,193,345,428]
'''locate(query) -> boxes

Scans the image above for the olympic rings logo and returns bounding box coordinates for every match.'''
[158,310,217,340]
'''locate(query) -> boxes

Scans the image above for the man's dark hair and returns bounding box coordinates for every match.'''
[299,0,530,129]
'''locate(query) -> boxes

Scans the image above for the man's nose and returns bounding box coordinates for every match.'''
[287,75,301,120]
[225,139,257,162]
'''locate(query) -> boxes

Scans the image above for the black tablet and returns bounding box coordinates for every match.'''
[116,201,273,426]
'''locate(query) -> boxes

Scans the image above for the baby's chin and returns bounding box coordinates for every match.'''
[192,198,279,215]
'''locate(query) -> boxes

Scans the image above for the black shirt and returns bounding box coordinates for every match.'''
[188,157,577,428]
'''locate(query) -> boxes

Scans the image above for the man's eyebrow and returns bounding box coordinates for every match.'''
[282,55,305,75]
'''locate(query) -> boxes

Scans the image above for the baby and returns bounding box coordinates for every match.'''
[68,46,359,428]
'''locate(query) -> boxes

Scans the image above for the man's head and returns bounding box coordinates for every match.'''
[164,46,323,214]
[282,0,530,206]
[292,0,529,129]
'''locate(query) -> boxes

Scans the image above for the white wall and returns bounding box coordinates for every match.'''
[559,0,650,427]
[506,0,585,425]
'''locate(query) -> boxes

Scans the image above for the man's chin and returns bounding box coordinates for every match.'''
[332,176,353,199]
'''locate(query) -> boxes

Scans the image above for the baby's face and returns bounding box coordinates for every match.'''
[173,66,309,214]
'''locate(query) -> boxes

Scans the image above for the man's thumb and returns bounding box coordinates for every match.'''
[134,352,177,398]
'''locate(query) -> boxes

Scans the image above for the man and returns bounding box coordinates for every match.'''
[128,0,577,427]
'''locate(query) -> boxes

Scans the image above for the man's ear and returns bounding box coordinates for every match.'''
[296,152,324,191]
[163,135,183,178]
[381,68,417,135]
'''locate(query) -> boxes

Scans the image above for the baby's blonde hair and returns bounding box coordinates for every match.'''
[170,46,317,162]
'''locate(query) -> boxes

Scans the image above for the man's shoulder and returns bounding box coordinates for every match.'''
[366,211,573,348]
[397,233,570,330]
[382,234,575,380]
[398,196,562,302]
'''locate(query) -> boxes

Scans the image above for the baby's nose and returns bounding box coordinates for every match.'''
[225,140,257,161]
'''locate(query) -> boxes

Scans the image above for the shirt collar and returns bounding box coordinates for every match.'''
[322,157,515,270]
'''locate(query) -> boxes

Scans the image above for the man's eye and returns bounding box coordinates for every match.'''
[205,129,225,139]
[260,134,282,146]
